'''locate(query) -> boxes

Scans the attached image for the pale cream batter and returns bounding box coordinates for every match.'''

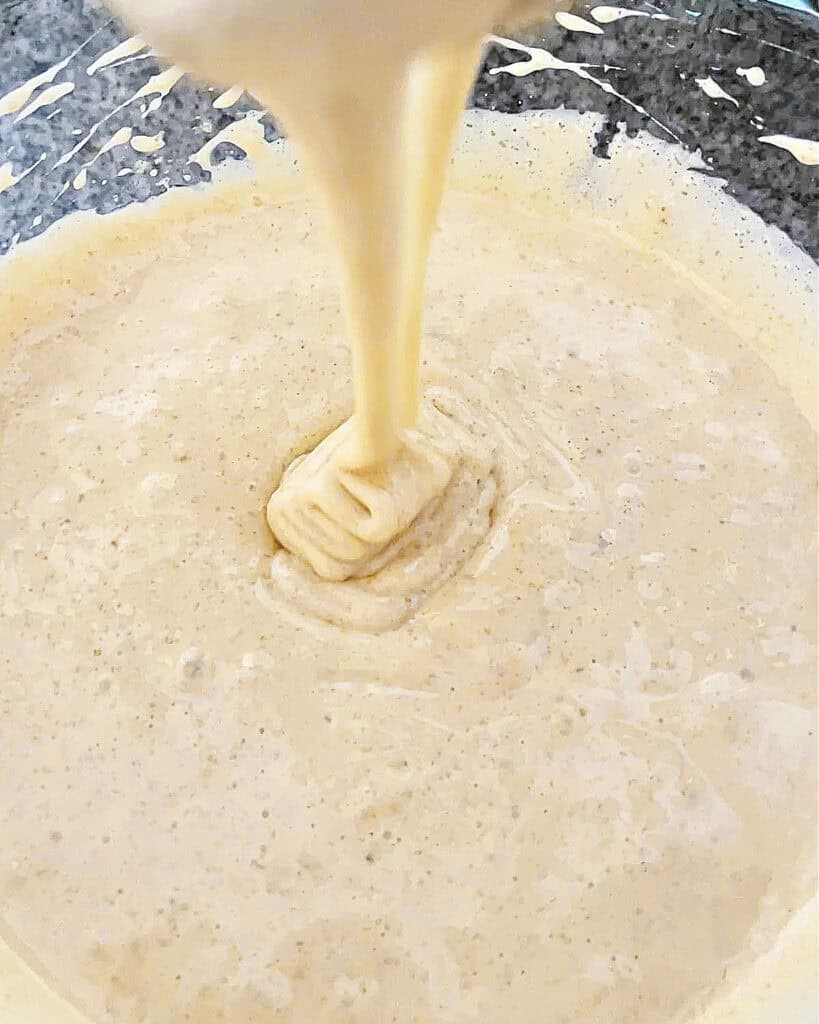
[0,110,816,1023]
[105,0,562,581]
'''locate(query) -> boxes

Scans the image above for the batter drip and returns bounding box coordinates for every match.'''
[109,1,556,579]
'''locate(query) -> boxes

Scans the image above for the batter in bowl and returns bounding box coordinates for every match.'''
[0,0,816,1021]
[104,0,562,582]
[0,111,816,1023]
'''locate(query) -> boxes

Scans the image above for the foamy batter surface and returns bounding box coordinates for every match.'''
[0,117,816,1023]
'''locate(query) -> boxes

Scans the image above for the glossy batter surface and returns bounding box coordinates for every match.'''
[0,119,816,1024]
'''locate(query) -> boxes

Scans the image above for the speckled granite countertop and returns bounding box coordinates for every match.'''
[0,0,817,257]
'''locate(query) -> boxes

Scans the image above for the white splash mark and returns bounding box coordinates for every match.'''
[719,27,819,65]
[737,66,766,87]
[213,85,245,110]
[759,37,819,64]
[489,35,681,143]
[60,126,135,196]
[188,110,266,172]
[136,65,186,107]
[91,125,133,156]
[555,11,604,34]
[0,67,65,116]
[52,65,184,171]
[590,5,671,21]
[0,154,46,195]
[86,35,146,76]
[130,131,166,154]
[695,76,739,106]
[137,65,186,115]
[13,81,75,122]
[0,23,106,117]
[103,52,156,73]
[758,134,819,166]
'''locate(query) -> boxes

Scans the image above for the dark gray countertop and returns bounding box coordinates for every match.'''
[1,0,817,257]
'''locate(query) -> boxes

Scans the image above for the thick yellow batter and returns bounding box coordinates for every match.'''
[0,112,816,1023]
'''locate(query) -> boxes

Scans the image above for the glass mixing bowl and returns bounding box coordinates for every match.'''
[0,2,816,1023]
